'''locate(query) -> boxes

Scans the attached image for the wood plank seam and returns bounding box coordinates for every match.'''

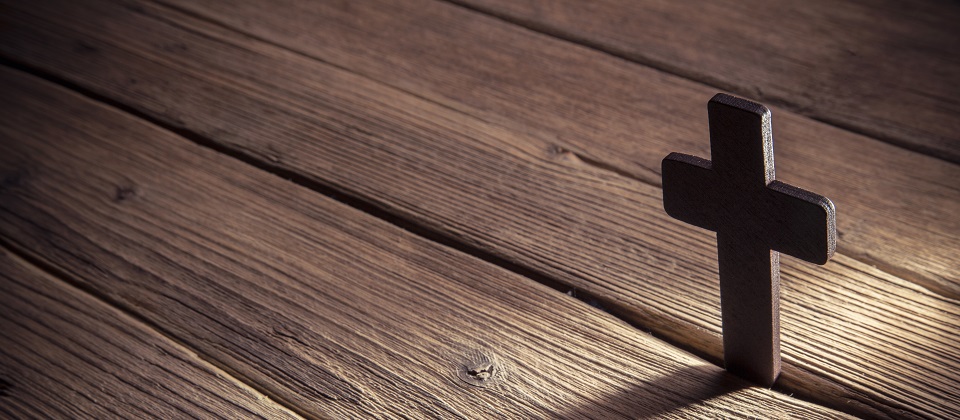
[151,0,493,128]
[440,0,959,165]
[0,66,854,418]
[0,56,668,361]
[0,56,908,419]
[0,56,719,367]
[0,49,935,312]
[0,237,310,419]
[20,0,954,304]
[0,59,614,315]
[149,0,667,188]
[0,52,894,419]
[0,2,952,414]
[0,60,856,416]
[0,33,926,312]
[137,0,958,300]
[0,23,939,414]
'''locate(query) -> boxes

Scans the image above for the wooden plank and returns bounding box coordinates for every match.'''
[0,250,301,418]
[451,0,960,164]
[0,68,847,419]
[63,0,960,299]
[0,1,955,417]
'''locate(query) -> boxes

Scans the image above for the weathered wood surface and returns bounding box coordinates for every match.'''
[5,2,956,413]
[135,0,959,298]
[0,0,956,417]
[0,68,850,419]
[0,249,301,419]
[452,0,960,164]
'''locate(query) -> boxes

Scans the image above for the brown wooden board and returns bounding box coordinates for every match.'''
[451,0,960,164]
[0,249,301,419]
[0,0,956,417]
[0,67,849,419]
[94,0,960,299]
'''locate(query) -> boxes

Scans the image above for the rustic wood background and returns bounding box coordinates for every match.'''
[1,0,957,418]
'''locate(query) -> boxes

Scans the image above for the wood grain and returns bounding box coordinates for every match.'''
[122,0,960,299]
[0,67,848,418]
[0,249,301,419]
[0,0,955,417]
[451,0,960,164]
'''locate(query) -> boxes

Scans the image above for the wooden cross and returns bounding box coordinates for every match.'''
[661,93,836,386]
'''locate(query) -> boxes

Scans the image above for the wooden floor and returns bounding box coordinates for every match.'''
[0,0,957,418]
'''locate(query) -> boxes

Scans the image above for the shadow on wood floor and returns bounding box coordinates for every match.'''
[561,365,747,419]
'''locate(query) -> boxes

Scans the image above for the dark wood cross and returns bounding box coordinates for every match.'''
[661,93,836,386]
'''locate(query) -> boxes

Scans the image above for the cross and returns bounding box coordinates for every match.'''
[661,93,836,386]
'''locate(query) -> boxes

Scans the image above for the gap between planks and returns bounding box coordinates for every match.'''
[0,243,305,419]
[1,0,953,302]
[0,57,933,420]
[0,55,627,357]
[0,39,924,398]
[141,0,960,299]
[149,0,666,190]
[440,0,871,158]
[0,51,719,375]
[0,1,956,416]
[4,66,848,418]
[0,46,925,420]
[442,0,960,165]
[133,0,955,300]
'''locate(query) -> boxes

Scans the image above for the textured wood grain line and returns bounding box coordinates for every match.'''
[0,249,303,419]
[0,68,848,419]
[140,0,959,298]
[0,0,954,417]
[449,0,960,164]
[4,0,957,297]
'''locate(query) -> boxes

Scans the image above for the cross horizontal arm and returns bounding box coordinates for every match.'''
[662,152,836,265]
[764,181,836,265]
[662,152,720,232]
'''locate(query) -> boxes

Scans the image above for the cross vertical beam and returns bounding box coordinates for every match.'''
[716,232,779,384]
[661,93,836,386]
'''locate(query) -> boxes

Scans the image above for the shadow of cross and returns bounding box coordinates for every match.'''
[661,93,837,386]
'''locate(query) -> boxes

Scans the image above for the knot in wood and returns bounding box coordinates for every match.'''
[114,184,138,202]
[457,352,500,388]
[545,144,582,164]
[467,362,494,381]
